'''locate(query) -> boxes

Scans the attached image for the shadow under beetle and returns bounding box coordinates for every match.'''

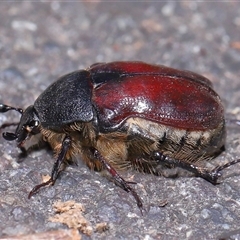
[1,61,240,212]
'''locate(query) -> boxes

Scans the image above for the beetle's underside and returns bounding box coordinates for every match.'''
[41,117,225,173]
[37,117,223,184]
[19,116,228,211]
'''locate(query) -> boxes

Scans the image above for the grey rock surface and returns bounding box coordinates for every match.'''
[0,2,240,239]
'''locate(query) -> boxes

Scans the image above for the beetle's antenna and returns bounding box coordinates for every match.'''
[0,104,23,114]
[2,132,18,141]
[0,104,22,139]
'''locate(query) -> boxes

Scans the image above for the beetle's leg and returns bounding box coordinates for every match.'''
[152,151,240,185]
[152,151,219,183]
[28,135,71,198]
[92,148,143,213]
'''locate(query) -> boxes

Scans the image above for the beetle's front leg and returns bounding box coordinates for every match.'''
[92,148,143,213]
[28,135,71,198]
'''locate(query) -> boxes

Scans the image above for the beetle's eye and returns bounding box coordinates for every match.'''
[29,120,39,128]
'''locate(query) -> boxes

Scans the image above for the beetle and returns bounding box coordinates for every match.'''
[0,61,239,212]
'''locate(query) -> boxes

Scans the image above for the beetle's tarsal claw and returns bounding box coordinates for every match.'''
[28,178,55,199]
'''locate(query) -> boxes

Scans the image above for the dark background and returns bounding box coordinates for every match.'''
[0,2,240,239]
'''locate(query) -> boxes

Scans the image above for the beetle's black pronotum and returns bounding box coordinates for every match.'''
[1,61,240,212]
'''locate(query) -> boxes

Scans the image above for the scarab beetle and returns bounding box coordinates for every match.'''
[0,61,239,211]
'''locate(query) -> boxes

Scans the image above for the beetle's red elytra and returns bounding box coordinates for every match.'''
[0,61,239,212]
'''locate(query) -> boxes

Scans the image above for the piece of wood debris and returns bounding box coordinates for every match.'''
[0,229,81,240]
[49,200,93,236]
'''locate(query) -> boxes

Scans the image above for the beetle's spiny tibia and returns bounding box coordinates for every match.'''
[153,151,240,184]
[152,151,203,176]
[28,135,71,199]
[93,148,143,213]
[152,151,219,183]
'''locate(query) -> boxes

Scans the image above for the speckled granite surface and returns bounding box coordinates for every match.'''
[0,2,240,239]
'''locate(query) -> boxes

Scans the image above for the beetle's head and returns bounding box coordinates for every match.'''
[2,105,40,147]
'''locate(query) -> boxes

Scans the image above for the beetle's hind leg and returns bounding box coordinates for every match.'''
[152,151,240,184]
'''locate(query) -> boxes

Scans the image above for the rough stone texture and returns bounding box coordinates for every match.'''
[0,2,240,240]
